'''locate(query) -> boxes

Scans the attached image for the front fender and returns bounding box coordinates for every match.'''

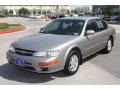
[63,45,81,64]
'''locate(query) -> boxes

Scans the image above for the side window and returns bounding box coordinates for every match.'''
[95,19,108,31]
[86,20,97,31]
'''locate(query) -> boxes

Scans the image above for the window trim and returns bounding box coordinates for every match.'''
[85,19,97,31]
[85,19,108,34]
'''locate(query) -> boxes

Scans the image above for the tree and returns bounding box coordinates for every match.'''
[71,10,75,13]
[18,7,29,16]
[9,9,13,16]
[102,5,115,17]
[38,9,42,14]
[32,9,37,15]
[67,10,70,14]
[47,9,51,13]
[4,9,9,16]
[0,9,9,16]
[92,5,116,17]
[74,6,91,14]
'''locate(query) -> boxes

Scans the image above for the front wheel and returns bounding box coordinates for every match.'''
[63,50,81,75]
[103,38,112,53]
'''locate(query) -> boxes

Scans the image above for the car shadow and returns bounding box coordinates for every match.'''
[82,50,106,63]
[0,51,106,84]
[82,54,98,63]
[0,63,68,84]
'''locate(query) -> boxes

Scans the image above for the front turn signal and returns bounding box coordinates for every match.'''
[38,60,60,68]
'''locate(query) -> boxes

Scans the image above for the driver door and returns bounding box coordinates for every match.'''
[82,20,101,58]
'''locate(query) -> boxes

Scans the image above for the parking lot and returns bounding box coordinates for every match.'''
[0,17,120,85]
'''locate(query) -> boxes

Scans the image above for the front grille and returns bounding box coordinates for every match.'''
[16,66,36,71]
[15,48,35,56]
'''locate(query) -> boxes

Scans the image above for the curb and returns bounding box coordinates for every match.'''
[0,27,26,35]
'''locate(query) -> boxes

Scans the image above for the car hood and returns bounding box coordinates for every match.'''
[12,34,77,51]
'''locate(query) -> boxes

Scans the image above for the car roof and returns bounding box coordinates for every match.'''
[57,16,101,21]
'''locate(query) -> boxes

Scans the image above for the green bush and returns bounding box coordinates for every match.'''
[0,23,9,29]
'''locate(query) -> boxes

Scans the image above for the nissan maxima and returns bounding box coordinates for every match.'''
[7,17,115,75]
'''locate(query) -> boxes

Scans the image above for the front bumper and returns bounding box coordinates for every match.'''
[6,51,63,73]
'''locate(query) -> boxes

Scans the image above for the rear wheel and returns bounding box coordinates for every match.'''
[63,50,81,75]
[103,38,112,53]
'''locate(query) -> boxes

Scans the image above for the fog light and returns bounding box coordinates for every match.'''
[38,60,60,68]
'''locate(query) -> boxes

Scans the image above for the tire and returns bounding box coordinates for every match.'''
[103,38,113,53]
[63,50,81,75]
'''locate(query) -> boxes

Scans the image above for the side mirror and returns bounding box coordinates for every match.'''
[86,30,95,35]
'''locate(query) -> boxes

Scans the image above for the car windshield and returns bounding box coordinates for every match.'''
[41,19,85,36]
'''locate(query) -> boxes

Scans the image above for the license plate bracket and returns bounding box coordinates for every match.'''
[15,58,25,67]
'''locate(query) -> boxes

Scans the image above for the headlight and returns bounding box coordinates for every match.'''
[9,46,15,53]
[34,50,60,57]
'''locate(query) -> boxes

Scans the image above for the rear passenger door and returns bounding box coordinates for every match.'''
[94,19,109,50]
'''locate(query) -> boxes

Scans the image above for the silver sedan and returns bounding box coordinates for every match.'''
[7,17,115,75]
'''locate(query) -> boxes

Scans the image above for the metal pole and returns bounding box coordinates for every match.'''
[56,5,59,18]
